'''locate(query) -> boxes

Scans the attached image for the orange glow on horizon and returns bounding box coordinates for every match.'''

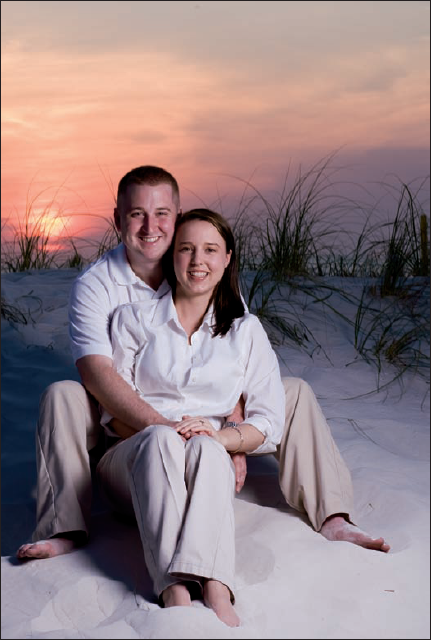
[2,3,429,254]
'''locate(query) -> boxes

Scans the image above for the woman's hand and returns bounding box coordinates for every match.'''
[176,415,222,444]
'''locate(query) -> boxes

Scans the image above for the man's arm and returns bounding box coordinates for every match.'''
[225,394,245,425]
[76,354,177,434]
[226,395,247,493]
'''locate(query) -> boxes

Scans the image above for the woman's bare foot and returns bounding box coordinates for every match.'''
[16,538,78,560]
[203,579,240,627]
[162,583,192,607]
[320,515,390,552]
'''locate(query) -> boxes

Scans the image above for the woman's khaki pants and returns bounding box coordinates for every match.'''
[96,425,236,598]
[32,376,354,543]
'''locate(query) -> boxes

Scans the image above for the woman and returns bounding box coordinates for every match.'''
[96,209,285,627]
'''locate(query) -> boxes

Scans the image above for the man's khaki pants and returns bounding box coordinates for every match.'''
[32,377,354,542]
[96,425,236,598]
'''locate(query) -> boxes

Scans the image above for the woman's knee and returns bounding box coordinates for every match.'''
[126,424,181,469]
[145,423,179,444]
[187,434,227,461]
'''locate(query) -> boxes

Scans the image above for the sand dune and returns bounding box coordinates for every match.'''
[1,269,429,639]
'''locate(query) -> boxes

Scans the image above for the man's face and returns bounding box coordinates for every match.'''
[114,182,178,269]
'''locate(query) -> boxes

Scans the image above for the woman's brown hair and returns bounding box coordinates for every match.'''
[164,208,245,337]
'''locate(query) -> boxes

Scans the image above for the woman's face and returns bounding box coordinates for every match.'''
[173,219,231,300]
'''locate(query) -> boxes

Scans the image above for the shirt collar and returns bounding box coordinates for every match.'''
[108,243,171,298]
[152,294,215,331]
[202,303,215,328]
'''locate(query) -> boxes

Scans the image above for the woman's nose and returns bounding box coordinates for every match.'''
[190,249,203,264]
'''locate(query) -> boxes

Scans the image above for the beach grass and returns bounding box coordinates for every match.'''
[1,162,429,389]
[223,160,429,388]
[1,184,70,272]
[0,296,29,324]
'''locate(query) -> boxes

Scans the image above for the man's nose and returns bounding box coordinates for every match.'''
[141,215,155,233]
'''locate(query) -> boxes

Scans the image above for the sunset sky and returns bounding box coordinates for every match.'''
[1,0,429,249]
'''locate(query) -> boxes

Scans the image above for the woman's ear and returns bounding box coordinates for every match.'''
[225,251,232,268]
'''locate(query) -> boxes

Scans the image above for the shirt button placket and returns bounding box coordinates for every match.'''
[190,343,196,383]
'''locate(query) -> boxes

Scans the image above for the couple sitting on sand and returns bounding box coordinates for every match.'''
[17,165,389,627]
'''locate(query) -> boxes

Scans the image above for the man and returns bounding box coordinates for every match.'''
[17,165,389,560]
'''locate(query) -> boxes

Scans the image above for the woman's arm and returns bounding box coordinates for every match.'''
[240,317,286,454]
[176,417,264,453]
[219,422,264,453]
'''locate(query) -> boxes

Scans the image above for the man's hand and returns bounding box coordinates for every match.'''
[226,395,245,425]
[231,452,247,493]
[225,396,246,492]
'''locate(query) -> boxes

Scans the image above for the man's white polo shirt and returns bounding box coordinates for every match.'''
[68,243,170,362]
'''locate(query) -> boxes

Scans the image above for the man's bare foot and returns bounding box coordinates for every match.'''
[162,583,192,608]
[16,538,78,560]
[320,515,390,552]
[203,579,240,627]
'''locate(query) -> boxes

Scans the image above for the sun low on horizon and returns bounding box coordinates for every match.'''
[1,0,429,253]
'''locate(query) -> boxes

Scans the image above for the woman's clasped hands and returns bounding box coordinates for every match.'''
[176,415,220,443]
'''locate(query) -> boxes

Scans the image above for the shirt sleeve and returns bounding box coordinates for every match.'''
[109,304,145,392]
[241,316,285,455]
[68,276,113,362]
[99,304,146,429]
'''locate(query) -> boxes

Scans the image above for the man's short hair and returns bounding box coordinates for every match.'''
[117,165,180,208]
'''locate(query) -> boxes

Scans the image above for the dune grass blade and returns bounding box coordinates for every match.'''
[1,297,28,324]
[373,179,430,296]
[1,158,429,398]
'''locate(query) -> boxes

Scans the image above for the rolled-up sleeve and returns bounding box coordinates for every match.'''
[241,317,285,455]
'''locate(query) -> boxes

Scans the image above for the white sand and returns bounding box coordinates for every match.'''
[1,269,429,639]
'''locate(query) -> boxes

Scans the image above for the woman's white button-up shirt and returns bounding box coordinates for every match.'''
[102,294,285,455]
